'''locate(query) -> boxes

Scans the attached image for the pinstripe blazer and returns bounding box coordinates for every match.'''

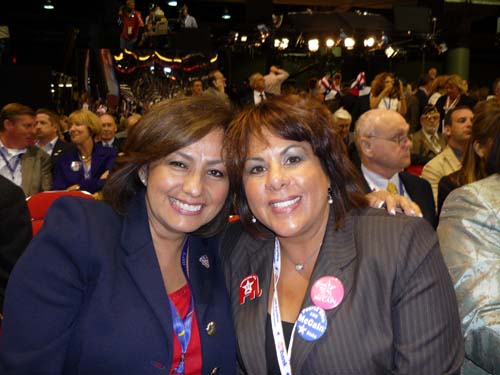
[222,208,464,375]
[20,145,52,196]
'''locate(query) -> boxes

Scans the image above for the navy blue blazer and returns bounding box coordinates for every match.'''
[52,143,118,193]
[0,191,236,374]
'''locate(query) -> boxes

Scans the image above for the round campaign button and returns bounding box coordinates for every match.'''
[310,276,344,310]
[296,305,327,342]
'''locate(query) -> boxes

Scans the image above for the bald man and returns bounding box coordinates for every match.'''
[354,109,436,227]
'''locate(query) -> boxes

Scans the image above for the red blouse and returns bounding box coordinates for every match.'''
[168,284,202,375]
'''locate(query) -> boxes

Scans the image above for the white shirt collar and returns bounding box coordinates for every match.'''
[361,163,400,193]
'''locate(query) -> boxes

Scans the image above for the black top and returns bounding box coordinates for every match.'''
[437,170,461,216]
[266,313,295,375]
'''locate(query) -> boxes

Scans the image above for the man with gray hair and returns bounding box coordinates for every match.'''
[240,73,274,108]
[354,108,436,227]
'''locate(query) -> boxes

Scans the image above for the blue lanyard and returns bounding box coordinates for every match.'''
[170,240,193,375]
[0,149,22,179]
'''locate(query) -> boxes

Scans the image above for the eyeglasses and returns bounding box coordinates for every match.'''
[369,134,410,146]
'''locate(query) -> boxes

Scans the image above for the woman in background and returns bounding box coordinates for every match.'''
[52,109,117,195]
[369,72,407,116]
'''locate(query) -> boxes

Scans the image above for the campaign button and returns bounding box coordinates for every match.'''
[296,305,327,341]
[310,276,344,310]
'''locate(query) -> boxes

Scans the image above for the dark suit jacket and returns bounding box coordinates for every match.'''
[53,143,118,193]
[239,91,274,108]
[50,139,75,170]
[20,145,53,197]
[0,191,236,374]
[96,137,125,152]
[0,176,32,313]
[221,209,463,374]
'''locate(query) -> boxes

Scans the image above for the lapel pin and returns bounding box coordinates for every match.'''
[199,254,210,269]
[239,274,262,305]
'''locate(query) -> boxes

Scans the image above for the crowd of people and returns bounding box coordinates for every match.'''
[0,64,499,374]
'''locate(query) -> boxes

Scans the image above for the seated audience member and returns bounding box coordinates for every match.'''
[435,75,477,128]
[0,175,32,316]
[437,102,499,215]
[116,113,142,139]
[35,108,74,169]
[428,74,448,105]
[406,74,433,133]
[332,107,353,147]
[354,109,436,227]
[422,105,474,207]
[263,65,289,95]
[437,113,500,374]
[0,103,52,196]
[190,79,203,96]
[53,109,117,195]
[204,70,230,106]
[369,72,407,116]
[97,113,124,151]
[410,104,447,166]
[240,73,273,107]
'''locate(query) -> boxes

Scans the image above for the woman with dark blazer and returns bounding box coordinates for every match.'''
[0,96,236,374]
[53,109,117,194]
[222,95,463,374]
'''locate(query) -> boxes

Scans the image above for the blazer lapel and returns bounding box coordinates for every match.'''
[21,149,35,196]
[235,236,274,375]
[291,212,357,372]
[120,190,173,345]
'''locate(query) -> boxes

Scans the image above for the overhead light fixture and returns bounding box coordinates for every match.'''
[344,37,355,50]
[363,37,375,48]
[168,1,178,6]
[308,39,319,52]
[274,39,281,48]
[325,38,335,48]
[222,9,231,20]
[437,42,448,54]
[43,0,54,10]
[240,35,247,42]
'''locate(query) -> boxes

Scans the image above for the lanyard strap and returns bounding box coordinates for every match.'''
[271,237,296,375]
[79,155,91,180]
[0,149,22,179]
[170,240,193,375]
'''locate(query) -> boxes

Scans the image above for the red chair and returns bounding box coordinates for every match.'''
[26,190,95,236]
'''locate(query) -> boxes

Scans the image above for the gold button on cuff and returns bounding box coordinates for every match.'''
[206,321,216,336]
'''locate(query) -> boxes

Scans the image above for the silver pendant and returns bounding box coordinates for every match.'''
[295,264,304,272]
[70,161,82,172]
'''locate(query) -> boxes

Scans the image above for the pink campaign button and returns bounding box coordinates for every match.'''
[310,276,344,310]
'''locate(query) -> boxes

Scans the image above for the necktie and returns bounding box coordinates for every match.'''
[259,93,265,103]
[386,181,398,194]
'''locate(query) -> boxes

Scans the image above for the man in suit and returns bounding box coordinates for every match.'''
[422,105,473,207]
[410,104,447,166]
[354,108,436,227]
[240,73,273,108]
[0,103,52,196]
[0,175,32,315]
[35,108,74,169]
[97,113,125,152]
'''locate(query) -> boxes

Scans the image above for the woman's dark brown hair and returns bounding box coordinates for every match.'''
[223,94,367,238]
[103,95,234,237]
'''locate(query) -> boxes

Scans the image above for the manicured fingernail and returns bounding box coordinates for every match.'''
[390,209,396,215]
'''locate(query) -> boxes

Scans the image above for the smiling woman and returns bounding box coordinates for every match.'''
[0,95,236,374]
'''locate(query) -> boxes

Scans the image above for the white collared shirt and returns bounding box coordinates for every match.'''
[102,138,115,147]
[253,90,266,105]
[0,139,26,187]
[361,164,409,198]
[35,136,58,156]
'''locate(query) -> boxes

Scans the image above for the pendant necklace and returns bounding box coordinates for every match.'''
[282,243,322,272]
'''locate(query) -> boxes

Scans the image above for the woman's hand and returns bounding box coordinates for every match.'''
[366,190,423,217]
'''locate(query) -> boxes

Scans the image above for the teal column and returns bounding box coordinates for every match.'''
[446,47,470,80]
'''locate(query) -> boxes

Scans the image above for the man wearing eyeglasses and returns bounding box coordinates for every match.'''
[353,108,437,227]
[410,105,447,166]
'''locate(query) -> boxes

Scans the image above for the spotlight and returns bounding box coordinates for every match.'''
[344,37,355,50]
[222,9,231,20]
[43,0,54,10]
[437,42,448,54]
[274,39,281,48]
[326,38,335,48]
[385,46,399,58]
[363,37,375,48]
[240,35,247,42]
[308,39,319,52]
[280,38,289,50]
[168,1,177,6]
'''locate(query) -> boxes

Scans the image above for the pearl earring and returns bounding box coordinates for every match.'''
[251,216,257,223]
[138,167,147,186]
[328,188,333,204]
